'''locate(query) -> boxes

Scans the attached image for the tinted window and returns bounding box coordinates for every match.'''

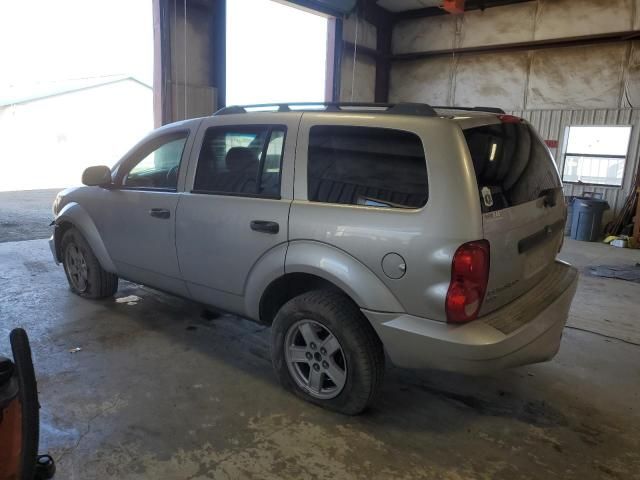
[307,126,428,208]
[123,135,187,190]
[463,122,561,213]
[194,125,285,197]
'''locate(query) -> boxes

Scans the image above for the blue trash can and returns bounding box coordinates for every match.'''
[564,196,575,236]
[570,197,609,241]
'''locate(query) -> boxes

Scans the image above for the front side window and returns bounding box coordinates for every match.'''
[562,126,632,186]
[123,134,188,190]
[307,126,428,209]
[194,125,286,197]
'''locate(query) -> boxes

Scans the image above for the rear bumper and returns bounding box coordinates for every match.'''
[363,261,578,375]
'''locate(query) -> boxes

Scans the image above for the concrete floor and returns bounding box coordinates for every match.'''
[0,238,639,479]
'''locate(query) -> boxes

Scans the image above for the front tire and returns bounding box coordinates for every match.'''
[271,290,385,415]
[61,228,118,299]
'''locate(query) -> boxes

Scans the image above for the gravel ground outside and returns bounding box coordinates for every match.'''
[0,189,61,242]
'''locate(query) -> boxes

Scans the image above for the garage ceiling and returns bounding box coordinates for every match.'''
[284,0,357,15]
[377,0,533,17]
[376,0,442,12]
[284,0,532,18]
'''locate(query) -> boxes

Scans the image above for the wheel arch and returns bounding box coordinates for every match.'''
[255,241,404,325]
[258,272,347,325]
[53,202,116,273]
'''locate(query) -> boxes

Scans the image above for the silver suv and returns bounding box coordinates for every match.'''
[50,103,578,414]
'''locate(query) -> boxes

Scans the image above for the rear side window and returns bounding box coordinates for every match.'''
[307,126,428,208]
[463,122,561,212]
[194,125,285,197]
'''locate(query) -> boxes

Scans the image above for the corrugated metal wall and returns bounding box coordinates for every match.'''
[510,108,640,219]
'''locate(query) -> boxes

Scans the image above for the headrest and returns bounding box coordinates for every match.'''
[226,147,257,172]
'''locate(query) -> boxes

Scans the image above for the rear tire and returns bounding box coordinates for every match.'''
[271,290,385,415]
[61,228,118,299]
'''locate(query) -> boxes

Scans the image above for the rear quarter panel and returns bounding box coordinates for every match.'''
[289,113,483,321]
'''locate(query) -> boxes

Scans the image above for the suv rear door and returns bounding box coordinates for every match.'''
[462,118,565,315]
[175,113,300,315]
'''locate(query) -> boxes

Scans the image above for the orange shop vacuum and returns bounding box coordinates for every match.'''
[0,329,55,480]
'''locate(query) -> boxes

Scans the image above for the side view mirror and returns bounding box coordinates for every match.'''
[82,166,112,187]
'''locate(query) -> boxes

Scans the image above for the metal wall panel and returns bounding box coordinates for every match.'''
[340,52,376,102]
[511,108,640,218]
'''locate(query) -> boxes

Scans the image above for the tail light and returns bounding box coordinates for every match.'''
[497,114,522,124]
[446,240,490,324]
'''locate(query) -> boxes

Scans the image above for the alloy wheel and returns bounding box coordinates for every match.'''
[65,243,89,293]
[284,319,347,399]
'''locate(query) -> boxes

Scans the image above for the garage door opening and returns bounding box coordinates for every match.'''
[226,0,329,105]
[0,0,153,192]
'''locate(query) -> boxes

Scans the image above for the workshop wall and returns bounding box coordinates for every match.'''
[388,0,640,217]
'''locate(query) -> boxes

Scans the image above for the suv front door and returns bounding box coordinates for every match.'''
[93,129,195,296]
[176,113,300,316]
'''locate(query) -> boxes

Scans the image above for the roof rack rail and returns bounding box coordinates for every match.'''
[214,102,438,117]
[433,106,506,114]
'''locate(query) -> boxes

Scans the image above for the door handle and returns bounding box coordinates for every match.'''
[149,208,171,219]
[250,220,279,234]
[539,188,557,208]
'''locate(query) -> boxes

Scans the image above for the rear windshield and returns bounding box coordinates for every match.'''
[463,122,561,213]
